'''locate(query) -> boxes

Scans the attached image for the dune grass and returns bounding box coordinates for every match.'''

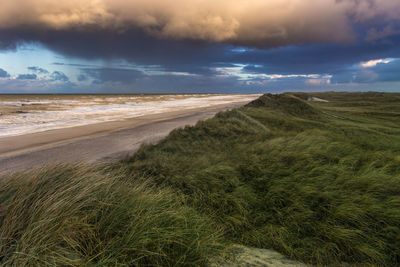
[0,166,223,266]
[1,92,400,266]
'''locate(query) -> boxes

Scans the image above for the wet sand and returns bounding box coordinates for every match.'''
[0,101,249,175]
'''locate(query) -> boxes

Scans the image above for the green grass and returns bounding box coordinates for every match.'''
[0,166,223,266]
[1,92,400,266]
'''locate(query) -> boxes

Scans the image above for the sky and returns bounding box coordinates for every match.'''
[0,0,400,94]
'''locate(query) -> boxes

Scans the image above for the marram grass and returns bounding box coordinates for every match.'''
[1,92,400,266]
[0,166,223,266]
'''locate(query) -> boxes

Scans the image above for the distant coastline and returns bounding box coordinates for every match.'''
[0,94,259,138]
[0,100,253,175]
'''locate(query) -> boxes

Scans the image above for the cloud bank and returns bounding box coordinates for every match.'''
[0,68,10,78]
[1,0,400,94]
[1,0,400,49]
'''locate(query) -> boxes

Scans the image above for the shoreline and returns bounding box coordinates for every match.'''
[0,101,250,175]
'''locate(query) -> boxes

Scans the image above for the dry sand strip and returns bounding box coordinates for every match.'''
[0,101,250,175]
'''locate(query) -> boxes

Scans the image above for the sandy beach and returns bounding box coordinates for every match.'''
[0,101,249,175]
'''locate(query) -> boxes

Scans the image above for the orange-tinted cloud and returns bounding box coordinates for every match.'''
[0,0,399,47]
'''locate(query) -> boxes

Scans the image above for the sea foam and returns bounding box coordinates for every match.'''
[0,95,258,138]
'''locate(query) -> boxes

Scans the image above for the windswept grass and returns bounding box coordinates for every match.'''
[0,166,223,266]
[1,92,400,266]
[115,93,400,266]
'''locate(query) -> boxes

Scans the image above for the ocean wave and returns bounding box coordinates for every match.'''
[0,95,258,138]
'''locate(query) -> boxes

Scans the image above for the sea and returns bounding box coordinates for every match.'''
[0,94,258,138]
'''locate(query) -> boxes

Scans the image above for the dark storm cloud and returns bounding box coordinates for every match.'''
[236,36,400,75]
[14,26,395,81]
[17,73,37,80]
[77,74,88,82]
[0,68,10,78]
[48,29,400,77]
[0,0,400,93]
[28,66,49,74]
[0,27,230,75]
[133,74,245,94]
[82,68,145,84]
[53,62,100,68]
[50,71,69,82]
[82,71,252,94]
[374,60,400,82]
[331,59,400,84]
[0,16,399,85]
[1,26,399,76]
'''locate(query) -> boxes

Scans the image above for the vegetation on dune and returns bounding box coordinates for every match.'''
[1,92,400,266]
[0,166,223,266]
